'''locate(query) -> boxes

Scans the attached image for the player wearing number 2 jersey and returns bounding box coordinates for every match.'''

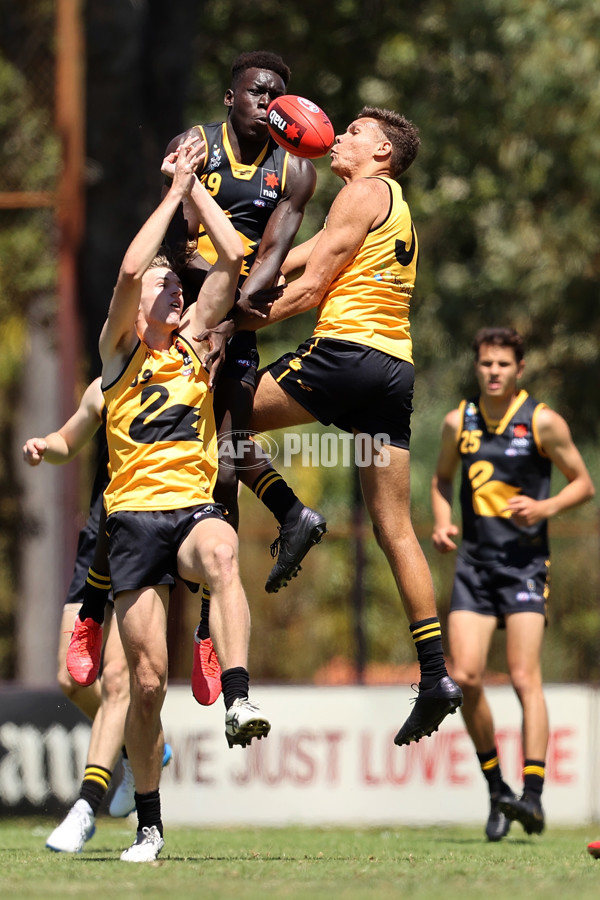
[99,138,271,863]
[432,326,594,843]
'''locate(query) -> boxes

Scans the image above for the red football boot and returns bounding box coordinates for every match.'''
[66,617,103,686]
[191,631,222,705]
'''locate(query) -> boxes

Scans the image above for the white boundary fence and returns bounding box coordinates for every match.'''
[1,683,598,825]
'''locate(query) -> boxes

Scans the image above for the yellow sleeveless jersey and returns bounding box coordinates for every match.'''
[312,176,417,363]
[102,336,217,516]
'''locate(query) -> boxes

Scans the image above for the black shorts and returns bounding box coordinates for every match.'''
[220,331,259,388]
[450,553,550,627]
[266,337,414,449]
[64,491,113,607]
[106,504,228,597]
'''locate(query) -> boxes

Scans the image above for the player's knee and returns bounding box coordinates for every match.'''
[130,667,166,716]
[100,655,129,704]
[205,539,238,583]
[510,667,542,697]
[451,666,482,693]
[57,666,81,700]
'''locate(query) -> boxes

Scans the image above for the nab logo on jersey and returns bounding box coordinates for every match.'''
[260,169,280,205]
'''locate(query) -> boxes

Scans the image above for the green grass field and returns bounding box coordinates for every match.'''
[1,819,599,900]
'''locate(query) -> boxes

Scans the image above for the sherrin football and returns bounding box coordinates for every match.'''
[266,95,335,159]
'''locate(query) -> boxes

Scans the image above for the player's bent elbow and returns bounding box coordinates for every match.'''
[586,480,596,502]
[116,262,142,286]
[227,237,245,268]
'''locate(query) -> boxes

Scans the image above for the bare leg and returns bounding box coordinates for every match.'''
[250,370,317,432]
[85,608,129,769]
[497,612,548,835]
[178,517,249,670]
[358,441,437,623]
[179,516,270,748]
[114,586,168,795]
[448,610,498,751]
[505,612,548,760]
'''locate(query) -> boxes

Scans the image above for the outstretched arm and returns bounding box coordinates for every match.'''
[99,137,204,374]
[238,155,317,303]
[175,172,244,338]
[233,176,386,331]
[161,126,207,251]
[22,378,103,466]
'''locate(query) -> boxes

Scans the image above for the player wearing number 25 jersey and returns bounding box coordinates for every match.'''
[456,390,551,568]
[432,327,594,843]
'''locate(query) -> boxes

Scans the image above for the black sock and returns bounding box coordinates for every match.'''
[523,759,545,798]
[477,748,504,796]
[221,666,249,710]
[135,789,163,836]
[78,567,111,625]
[79,764,112,815]
[251,468,302,526]
[196,584,211,641]
[409,617,448,689]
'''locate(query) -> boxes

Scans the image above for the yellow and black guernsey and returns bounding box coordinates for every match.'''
[195,122,290,280]
[313,175,417,363]
[102,336,217,517]
[457,390,551,566]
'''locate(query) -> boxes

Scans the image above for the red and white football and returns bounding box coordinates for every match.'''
[266,95,335,159]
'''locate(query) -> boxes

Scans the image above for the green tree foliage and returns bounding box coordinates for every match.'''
[0,0,58,677]
[1,0,598,681]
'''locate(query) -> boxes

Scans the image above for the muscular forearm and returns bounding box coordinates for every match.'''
[235,276,322,332]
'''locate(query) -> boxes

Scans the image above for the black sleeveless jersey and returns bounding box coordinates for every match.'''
[457,390,552,566]
[195,121,290,280]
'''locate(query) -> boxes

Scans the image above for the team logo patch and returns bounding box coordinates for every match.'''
[516,587,543,603]
[205,145,222,172]
[194,505,214,518]
[506,421,531,456]
[464,402,480,431]
[259,168,281,204]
